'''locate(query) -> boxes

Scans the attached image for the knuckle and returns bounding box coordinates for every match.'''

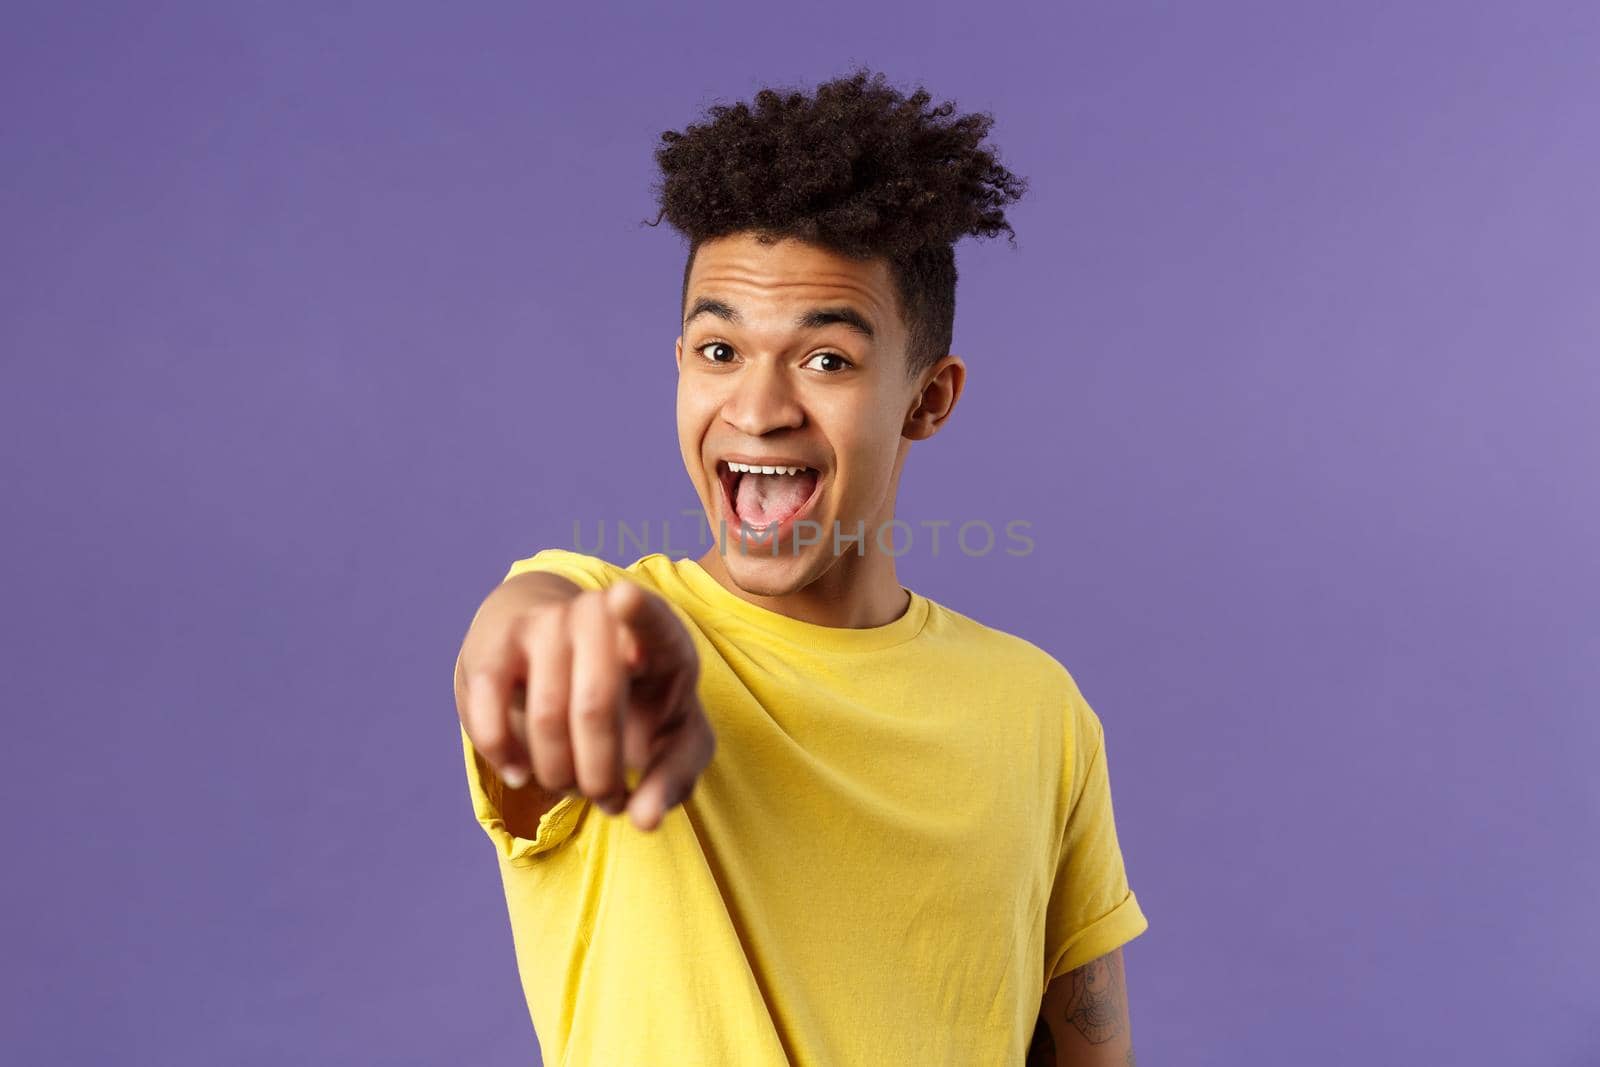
[518,604,563,646]
[463,667,502,697]
[524,605,568,648]
[522,674,560,708]
[570,678,617,717]
[528,595,571,620]
[526,702,567,734]
[572,696,615,725]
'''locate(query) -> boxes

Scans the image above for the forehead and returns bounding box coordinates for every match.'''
[683,233,900,332]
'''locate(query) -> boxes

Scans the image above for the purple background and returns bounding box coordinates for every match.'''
[3,2,1596,1064]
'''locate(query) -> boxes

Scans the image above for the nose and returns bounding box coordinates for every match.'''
[719,360,804,437]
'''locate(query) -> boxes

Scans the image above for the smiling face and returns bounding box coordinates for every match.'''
[676,232,960,599]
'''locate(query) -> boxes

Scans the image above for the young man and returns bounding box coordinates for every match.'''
[454,68,1149,1066]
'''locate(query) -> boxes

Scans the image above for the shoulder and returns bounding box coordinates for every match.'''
[922,597,1104,737]
[925,598,1077,689]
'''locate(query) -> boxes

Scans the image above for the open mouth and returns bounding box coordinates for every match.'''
[716,459,823,540]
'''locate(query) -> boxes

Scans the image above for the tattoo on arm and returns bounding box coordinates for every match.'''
[1063,950,1126,1044]
[1031,947,1135,1064]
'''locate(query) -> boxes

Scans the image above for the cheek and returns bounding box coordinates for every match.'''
[676,381,718,472]
[676,378,702,440]
[825,397,906,500]
[676,401,696,468]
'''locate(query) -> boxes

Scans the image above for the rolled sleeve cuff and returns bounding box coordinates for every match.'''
[460,722,586,867]
[1046,889,1150,981]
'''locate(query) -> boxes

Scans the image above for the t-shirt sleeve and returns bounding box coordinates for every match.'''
[458,549,625,865]
[1041,690,1150,982]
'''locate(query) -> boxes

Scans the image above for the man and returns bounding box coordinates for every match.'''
[454,67,1149,1065]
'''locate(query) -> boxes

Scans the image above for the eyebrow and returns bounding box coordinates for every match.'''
[683,297,876,340]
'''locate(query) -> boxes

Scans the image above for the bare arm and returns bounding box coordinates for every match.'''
[1026,947,1137,1067]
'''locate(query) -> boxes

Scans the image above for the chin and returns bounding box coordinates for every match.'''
[720,542,823,597]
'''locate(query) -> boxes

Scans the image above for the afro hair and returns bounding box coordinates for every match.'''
[647,66,1028,377]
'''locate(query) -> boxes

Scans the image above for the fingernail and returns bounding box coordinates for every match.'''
[500,766,529,789]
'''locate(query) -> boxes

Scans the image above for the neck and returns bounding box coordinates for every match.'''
[694,536,911,630]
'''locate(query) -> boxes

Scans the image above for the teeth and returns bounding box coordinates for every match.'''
[727,461,808,476]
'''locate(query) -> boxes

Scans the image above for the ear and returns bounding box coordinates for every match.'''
[675,334,684,370]
[903,354,966,441]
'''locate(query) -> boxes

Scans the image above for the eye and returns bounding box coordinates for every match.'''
[803,351,851,373]
[695,341,737,364]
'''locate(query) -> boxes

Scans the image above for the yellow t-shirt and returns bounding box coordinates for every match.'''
[460,549,1149,1066]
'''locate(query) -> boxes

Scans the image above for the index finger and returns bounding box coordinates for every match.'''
[604,581,692,671]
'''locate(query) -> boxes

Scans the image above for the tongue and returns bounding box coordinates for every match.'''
[735,471,817,528]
